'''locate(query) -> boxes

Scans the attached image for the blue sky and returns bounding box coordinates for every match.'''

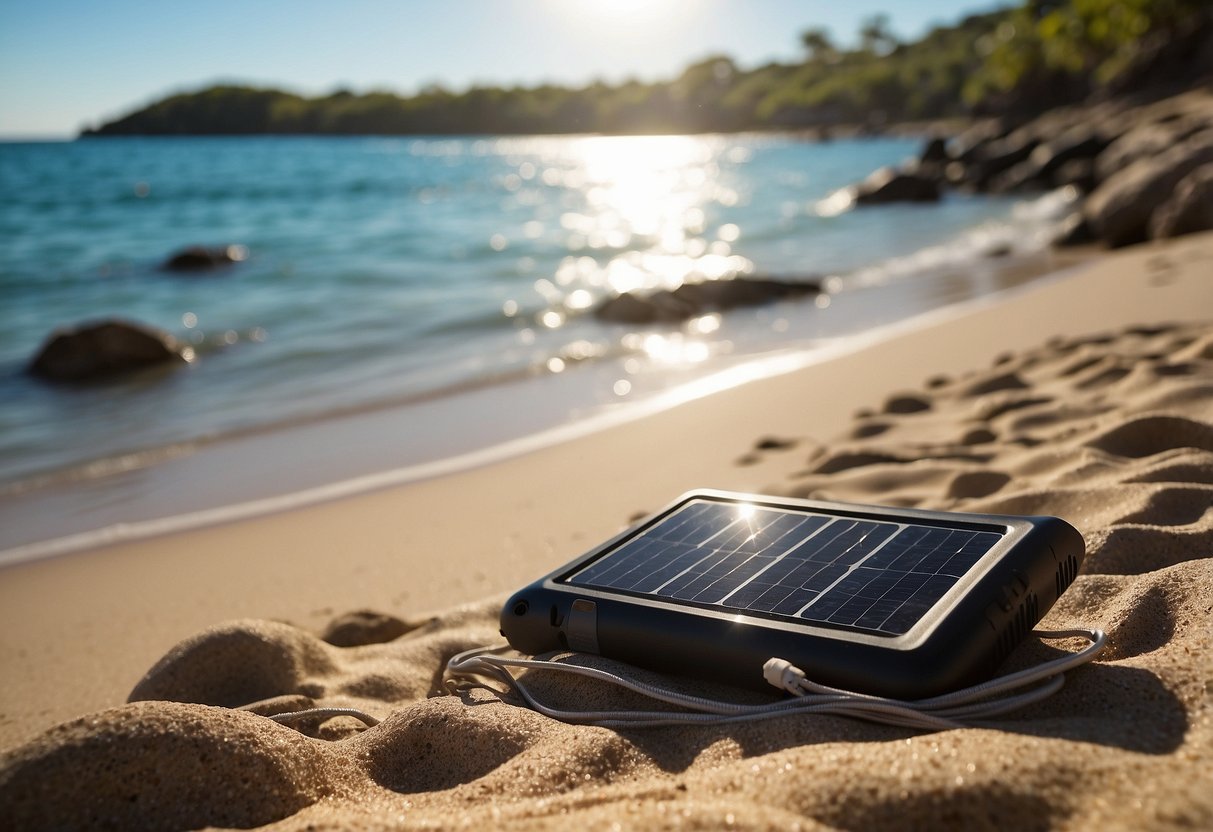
[0,0,1005,137]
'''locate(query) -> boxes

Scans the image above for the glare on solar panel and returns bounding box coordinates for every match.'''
[567,499,1004,636]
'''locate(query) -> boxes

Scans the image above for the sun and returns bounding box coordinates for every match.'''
[568,0,655,12]
[551,0,687,29]
[584,0,650,10]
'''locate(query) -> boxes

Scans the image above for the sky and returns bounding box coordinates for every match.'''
[0,0,1006,138]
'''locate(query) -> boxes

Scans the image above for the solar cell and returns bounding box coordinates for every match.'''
[567,499,1004,636]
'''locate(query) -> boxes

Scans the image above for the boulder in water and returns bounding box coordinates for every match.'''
[28,319,188,383]
[162,245,248,272]
[852,167,940,205]
[595,276,821,324]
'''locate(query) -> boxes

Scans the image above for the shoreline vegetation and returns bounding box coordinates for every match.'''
[81,1,1211,139]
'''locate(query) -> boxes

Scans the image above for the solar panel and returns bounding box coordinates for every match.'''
[503,489,1086,697]
[566,498,1003,636]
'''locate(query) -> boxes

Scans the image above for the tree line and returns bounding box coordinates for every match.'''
[83,0,1210,137]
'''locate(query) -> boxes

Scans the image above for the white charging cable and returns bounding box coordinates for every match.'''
[261,628,1104,733]
[442,628,1105,731]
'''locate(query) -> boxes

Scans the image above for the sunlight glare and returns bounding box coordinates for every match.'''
[738,502,757,539]
[551,0,690,31]
[575,135,710,239]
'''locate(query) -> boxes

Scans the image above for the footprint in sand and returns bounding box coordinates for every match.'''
[1073,364,1131,390]
[958,371,1030,397]
[850,421,892,439]
[945,470,1012,500]
[322,610,417,647]
[1114,485,1213,527]
[972,394,1054,421]
[1086,414,1213,459]
[960,427,998,445]
[735,435,802,466]
[882,393,931,414]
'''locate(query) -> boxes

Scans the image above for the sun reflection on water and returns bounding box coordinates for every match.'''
[536,135,752,305]
[491,134,763,380]
[575,135,713,240]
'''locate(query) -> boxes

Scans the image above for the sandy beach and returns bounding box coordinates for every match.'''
[2,231,1212,829]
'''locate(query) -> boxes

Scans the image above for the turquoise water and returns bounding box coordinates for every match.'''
[0,135,1073,552]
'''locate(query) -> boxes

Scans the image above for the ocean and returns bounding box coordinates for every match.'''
[0,134,1077,559]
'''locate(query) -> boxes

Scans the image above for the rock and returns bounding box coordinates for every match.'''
[28,319,188,382]
[1052,212,1096,247]
[1150,163,1213,239]
[990,125,1112,193]
[950,118,1010,164]
[959,104,1114,192]
[595,276,821,324]
[919,136,950,165]
[1085,129,1213,248]
[852,167,940,204]
[1042,126,1116,170]
[1095,122,1191,185]
[963,133,1041,191]
[1054,158,1097,193]
[988,159,1046,193]
[162,244,248,271]
[594,292,665,324]
[912,137,951,182]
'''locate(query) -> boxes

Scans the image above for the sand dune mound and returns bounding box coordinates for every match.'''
[3,321,1211,830]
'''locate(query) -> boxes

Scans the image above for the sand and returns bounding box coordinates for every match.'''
[2,233,1212,830]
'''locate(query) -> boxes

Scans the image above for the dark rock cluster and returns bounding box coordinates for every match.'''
[27,243,250,384]
[594,275,822,325]
[850,91,1213,249]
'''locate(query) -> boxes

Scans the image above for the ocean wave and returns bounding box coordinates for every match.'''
[841,186,1080,290]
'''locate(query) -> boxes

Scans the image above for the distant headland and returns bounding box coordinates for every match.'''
[81,1,1211,138]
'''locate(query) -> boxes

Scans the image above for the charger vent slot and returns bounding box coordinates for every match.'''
[1055,555,1079,598]
[995,591,1039,664]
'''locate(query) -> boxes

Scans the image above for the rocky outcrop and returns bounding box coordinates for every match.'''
[595,276,821,324]
[1084,129,1213,247]
[963,131,1041,191]
[842,88,1213,250]
[989,124,1113,193]
[1095,122,1191,184]
[1150,163,1213,239]
[162,245,248,272]
[949,118,1009,165]
[28,319,188,382]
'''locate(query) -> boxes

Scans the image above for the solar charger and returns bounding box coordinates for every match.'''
[500,489,1085,699]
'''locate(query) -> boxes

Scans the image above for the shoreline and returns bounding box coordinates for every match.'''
[0,240,1090,563]
[0,232,1209,751]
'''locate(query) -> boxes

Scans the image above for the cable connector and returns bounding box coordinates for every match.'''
[763,657,807,696]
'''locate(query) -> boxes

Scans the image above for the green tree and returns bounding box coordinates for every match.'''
[800,27,838,62]
[859,14,898,55]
